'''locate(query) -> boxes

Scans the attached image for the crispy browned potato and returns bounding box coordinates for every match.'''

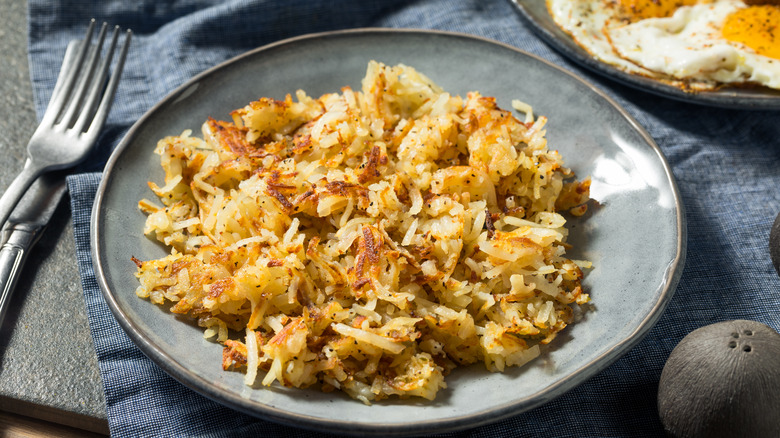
[743,0,780,5]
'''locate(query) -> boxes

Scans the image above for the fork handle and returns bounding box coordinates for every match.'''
[0,224,41,329]
[0,161,43,231]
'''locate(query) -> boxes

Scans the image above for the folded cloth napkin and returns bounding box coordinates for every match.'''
[28,0,780,436]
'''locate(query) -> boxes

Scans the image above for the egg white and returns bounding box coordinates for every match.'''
[547,0,663,77]
[547,0,780,90]
[610,2,780,89]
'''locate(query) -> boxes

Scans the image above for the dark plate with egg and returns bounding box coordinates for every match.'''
[509,0,780,110]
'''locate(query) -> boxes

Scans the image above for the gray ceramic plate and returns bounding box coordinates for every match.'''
[92,29,686,435]
[509,0,780,110]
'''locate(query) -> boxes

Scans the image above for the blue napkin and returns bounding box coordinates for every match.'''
[29,0,780,436]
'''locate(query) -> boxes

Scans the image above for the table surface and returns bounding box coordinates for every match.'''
[0,0,109,434]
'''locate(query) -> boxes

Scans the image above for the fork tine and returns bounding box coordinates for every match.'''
[48,41,81,108]
[85,28,132,138]
[59,22,109,130]
[72,25,120,134]
[38,20,96,128]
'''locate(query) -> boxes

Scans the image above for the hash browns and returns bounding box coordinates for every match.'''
[133,61,592,403]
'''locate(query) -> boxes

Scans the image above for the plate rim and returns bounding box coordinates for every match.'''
[91,27,686,435]
[508,0,780,110]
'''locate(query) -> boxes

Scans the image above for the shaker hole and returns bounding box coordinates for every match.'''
[728,341,737,348]
[743,345,752,353]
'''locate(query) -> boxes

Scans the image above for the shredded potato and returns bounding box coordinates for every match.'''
[133,61,592,403]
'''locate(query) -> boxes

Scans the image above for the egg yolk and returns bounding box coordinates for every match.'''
[618,0,702,20]
[723,6,780,60]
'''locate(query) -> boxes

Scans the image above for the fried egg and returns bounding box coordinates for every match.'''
[547,0,780,91]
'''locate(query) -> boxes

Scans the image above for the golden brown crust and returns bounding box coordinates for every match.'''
[743,0,780,5]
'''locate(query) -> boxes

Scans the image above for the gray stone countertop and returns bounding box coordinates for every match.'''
[0,0,109,434]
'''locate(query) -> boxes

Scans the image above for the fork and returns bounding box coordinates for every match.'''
[0,20,131,230]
